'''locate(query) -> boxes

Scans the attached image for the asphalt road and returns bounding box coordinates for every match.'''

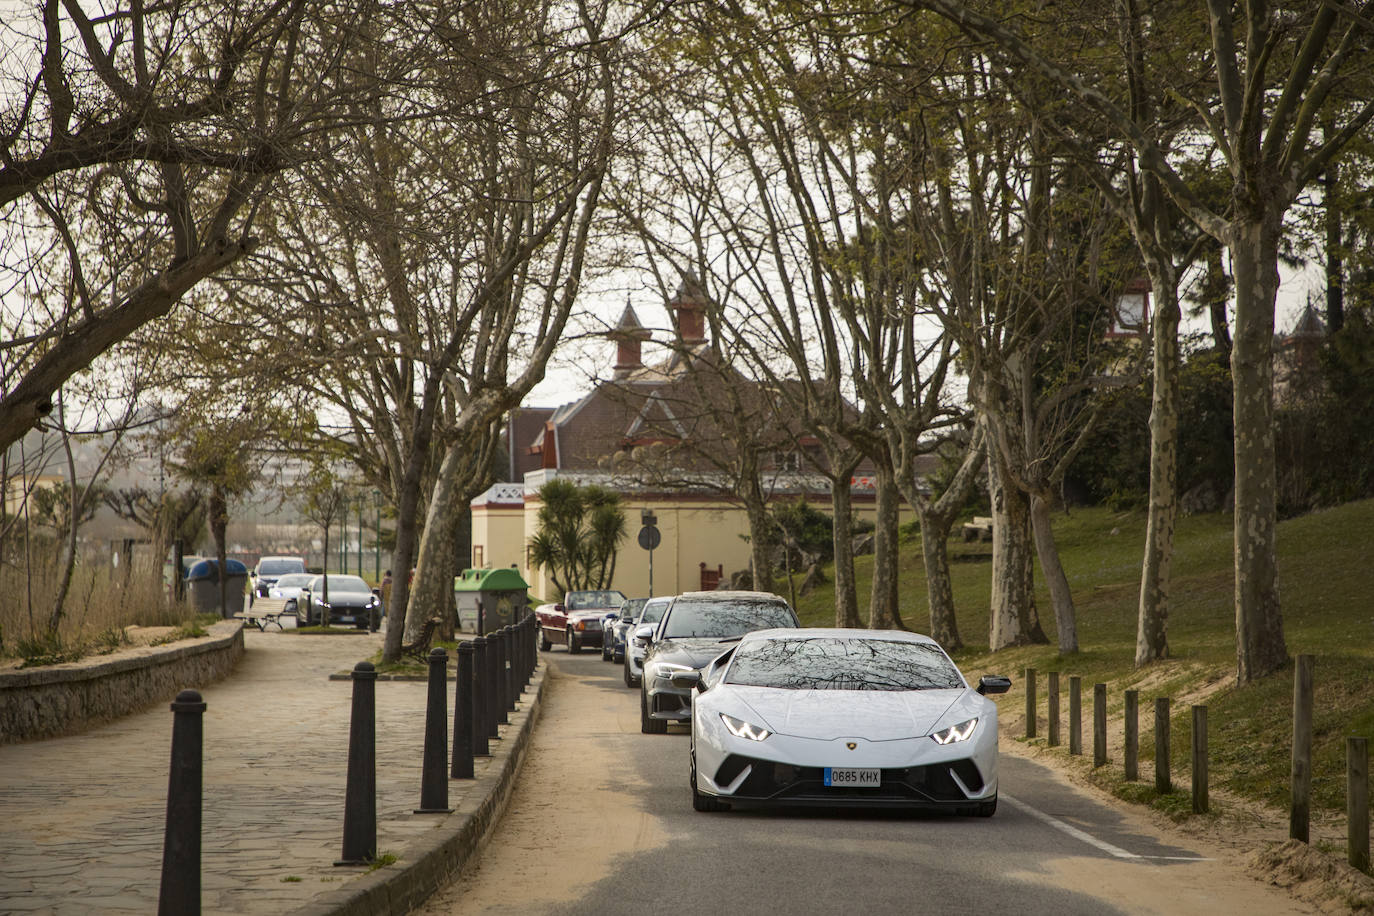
[417,651,1312,916]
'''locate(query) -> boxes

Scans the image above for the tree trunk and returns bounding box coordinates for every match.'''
[407,441,466,643]
[1230,215,1287,682]
[1137,271,1180,665]
[210,484,229,619]
[828,459,862,627]
[48,427,81,634]
[741,474,776,595]
[319,524,330,628]
[867,459,904,630]
[987,433,1046,649]
[917,509,960,649]
[1030,492,1077,654]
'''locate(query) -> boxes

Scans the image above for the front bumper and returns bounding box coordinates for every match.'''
[644,670,693,721]
[692,713,998,810]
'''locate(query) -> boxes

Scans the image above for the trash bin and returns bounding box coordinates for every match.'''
[454,567,530,634]
[185,558,249,617]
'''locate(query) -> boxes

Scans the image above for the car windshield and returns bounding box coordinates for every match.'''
[319,576,371,594]
[660,598,796,639]
[274,574,313,588]
[258,559,304,576]
[724,637,964,691]
[638,600,669,624]
[620,599,646,618]
[566,591,624,610]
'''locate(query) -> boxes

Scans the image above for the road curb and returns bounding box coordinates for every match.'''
[286,661,547,916]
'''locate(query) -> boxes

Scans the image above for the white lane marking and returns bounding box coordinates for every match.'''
[1003,794,1212,861]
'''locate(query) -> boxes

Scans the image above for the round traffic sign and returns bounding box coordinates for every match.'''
[637,525,661,550]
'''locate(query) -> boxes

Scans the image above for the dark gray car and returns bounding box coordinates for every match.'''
[639,591,799,734]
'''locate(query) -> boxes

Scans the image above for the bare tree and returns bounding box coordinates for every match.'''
[914,0,1374,678]
[0,0,389,453]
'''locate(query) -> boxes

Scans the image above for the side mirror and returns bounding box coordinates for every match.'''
[977,675,1013,696]
[634,623,655,647]
[670,671,701,690]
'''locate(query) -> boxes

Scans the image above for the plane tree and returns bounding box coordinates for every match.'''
[0,0,385,453]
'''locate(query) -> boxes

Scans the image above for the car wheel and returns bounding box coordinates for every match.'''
[296,609,309,628]
[623,658,635,688]
[567,629,581,654]
[690,746,728,812]
[539,630,552,652]
[601,639,613,662]
[974,793,997,818]
[640,686,666,734]
[285,599,297,615]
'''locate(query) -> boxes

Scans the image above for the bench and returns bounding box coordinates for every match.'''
[235,598,288,631]
[961,516,994,543]
[402,617,442,663]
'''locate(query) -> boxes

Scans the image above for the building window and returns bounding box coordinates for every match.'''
[473,545,484,569]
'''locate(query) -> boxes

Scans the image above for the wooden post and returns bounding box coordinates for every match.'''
[1350,737,1369,873]
[1155,697,1171,794]
[1025,667,1037,739]
[1291,654,1314,843]
[1047,672,1060,747]
[1124,690,1139,781]
[1094,683,1108,767]
[1069,676,1082,756]
[1192,705,1208,814]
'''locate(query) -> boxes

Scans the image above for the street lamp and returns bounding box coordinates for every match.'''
[356,493,364,577]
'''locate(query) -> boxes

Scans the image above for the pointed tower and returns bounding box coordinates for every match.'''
[608,300,653,379]
[667,273,708,347]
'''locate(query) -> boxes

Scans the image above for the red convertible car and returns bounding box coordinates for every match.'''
[536,589,626,653]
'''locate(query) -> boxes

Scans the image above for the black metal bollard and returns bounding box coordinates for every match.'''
[452,641,476,778]
[471,637,492,755]
[158,689,206,916]
[505,626,518,712]
[336,662,377,866]
[416,649,453,813]
[521,615,533,684]
[491,626,508,725]
[494,628,509,725]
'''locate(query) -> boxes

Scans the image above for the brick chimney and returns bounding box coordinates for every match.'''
[609,302,652,378]
[667,273,708,346]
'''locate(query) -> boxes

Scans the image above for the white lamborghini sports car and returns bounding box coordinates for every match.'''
[676,628,1012,815]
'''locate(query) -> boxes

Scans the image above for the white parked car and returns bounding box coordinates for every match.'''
[265,573,315,616]
[623,595,672,687]
[676,628,1011,815]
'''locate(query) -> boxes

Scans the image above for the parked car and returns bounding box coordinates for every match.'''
[677,628,1010,814]
[638,590,799,734]
[265,573,315,616]
[250,556,307,598]
[623,596,671,688]
[296,574,381,629]
[603,597,647,662]
[536,589,626,653]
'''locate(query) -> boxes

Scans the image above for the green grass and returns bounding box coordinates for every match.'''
[788,498,1374,819]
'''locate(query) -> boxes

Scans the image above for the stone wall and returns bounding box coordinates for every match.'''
[0,621,244,745]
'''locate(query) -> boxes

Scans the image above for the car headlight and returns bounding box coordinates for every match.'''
[930,718,979,745]
[648,661,693,680]
[720,713,770,742]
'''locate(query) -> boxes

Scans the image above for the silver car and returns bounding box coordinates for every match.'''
[638,591,800,733]
[624,596,672,687]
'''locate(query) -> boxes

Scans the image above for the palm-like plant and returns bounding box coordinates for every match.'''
[527,479,627,595]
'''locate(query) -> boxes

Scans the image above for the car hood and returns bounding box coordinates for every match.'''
[568,610,609,624]
[650,638,736,669]
[733,687,969,740]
